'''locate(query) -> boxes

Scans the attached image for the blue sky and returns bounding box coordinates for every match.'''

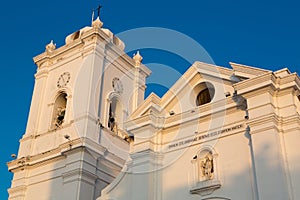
[1,0,300,199]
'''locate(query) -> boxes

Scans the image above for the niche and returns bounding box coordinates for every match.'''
[52,93,67,129]
[107,95,123,133]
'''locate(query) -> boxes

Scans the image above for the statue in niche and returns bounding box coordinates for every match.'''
[108,112,117,132]
[201,154,214,180]
[55,107,66,127]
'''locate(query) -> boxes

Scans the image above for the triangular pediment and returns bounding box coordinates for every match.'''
[129,61,296,121]
[129,61,238,120]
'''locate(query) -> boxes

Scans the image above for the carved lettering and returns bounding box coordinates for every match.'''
[168,124,243,149]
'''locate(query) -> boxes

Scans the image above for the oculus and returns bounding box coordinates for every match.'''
[196,82,215,106]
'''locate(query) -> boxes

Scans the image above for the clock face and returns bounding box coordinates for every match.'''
[112,77,123,93]
[57,72,71,88]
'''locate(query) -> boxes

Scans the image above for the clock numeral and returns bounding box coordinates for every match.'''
[57,72,71,88]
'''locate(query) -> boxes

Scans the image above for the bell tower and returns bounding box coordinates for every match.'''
[7,15,151,200]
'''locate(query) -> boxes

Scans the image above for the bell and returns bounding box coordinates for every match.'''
[57,115,64,121]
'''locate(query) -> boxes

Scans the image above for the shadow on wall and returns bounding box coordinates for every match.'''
[160,129,297,200]
[98,128,299,200]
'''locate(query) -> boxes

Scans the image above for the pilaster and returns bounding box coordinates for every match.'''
[235,73,293,199]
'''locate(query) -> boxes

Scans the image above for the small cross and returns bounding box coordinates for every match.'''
[92,5,103,22]
[96,5,102,18]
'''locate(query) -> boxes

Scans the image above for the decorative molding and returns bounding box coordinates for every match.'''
[7,185,27,199]
[190,179,221,196]
[128,97,241,133]
[230,62,271,78]
[62,169,98,185]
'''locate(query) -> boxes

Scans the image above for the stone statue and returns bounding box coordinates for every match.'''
[55,107,66,127]
[108,112,117,132]
[201,155,214,180]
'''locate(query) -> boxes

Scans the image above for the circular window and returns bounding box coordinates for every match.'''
[195,82,215,106]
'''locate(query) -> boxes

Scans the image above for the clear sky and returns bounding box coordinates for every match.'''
[1,0,300,199]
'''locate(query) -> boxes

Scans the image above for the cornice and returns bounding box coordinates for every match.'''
[274,68,291,77]
[163,98,240,130]
[246,112,300,136]
[33,26,114,69]
[194,61,234,79]
[127,97,241,133]
[33,40,85,68]
[160,69,198,108]
[7,185,26,196]
[278,73,300,91]
[129,62,237,120]
[230,62,271,78]
[129,93,162,119]
[34,67,49,79]
[129,149,164,168]
[126,113,166,133]
[276,87,296,96]
[7,137,116,172]
[233,72,277,96]
[62,168,98,183]
[234,72,274,89]
[247,113,280,127]
[234,71,300,98]
[84,136,127,167]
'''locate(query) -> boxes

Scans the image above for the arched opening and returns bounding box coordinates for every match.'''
[72,31,80,40]
[191,147,221,195]
[107,95,123,133]
[197,88,211,106]
[194,82,215,106]
[51,93,67,129]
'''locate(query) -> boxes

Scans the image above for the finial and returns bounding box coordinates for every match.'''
[92,5,103,28]
[133,51,143,66]
[45,40,56,53]
[92,16,103,28]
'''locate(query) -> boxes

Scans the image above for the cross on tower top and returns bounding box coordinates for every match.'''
[92,5,103,22]
[96,5,102,18]
[91,4,104,27]
[92,5,102,21]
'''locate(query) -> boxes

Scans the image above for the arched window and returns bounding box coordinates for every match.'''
[196,88,212,106]
[194,82,215,106]
[107,95,123,133]
[52,93,67,129]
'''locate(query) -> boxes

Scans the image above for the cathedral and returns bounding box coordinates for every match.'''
[7,15,300,200]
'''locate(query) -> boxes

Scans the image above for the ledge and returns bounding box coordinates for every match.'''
[190,179,221,196]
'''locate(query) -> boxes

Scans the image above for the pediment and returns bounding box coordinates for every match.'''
[129,61,237,120]
[129,61,295,121]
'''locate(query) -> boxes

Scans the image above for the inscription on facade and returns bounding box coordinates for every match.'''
[168,124,243,149]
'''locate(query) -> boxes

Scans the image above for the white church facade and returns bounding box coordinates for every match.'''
[7,17,300,200]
